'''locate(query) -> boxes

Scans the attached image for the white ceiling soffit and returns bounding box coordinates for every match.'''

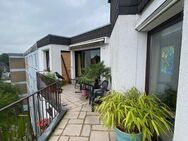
[136,0,183,31]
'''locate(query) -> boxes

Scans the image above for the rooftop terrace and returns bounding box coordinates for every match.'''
[49,84,116,141]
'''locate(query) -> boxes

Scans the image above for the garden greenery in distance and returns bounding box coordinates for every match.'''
[0,81,20,109]
[0,81,20,127]
[0,81,19,127]
[0,81,33,141]
[0,81,20,126]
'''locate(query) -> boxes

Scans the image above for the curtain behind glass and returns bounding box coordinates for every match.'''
[149,21,182,95]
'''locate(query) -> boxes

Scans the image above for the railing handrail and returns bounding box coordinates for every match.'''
[0,81,59,112]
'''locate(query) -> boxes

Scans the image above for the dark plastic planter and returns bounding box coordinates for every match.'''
[115,128,142,141]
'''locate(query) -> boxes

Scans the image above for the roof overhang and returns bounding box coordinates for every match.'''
[135,0,181,31]
[69,37,109,50]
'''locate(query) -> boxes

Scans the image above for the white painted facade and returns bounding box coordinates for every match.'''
[108,15,147,91]
[25,50,39,94]
[70,50,75,79]
[37,44,69,74]
[25,44,69,94]
[101,43,110,67]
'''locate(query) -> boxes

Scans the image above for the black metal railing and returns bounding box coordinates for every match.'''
[0,80,64,141]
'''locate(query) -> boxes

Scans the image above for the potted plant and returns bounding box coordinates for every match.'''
[95,88,174,141]
[41,72,56,85]
[79,62,111,96]
[80,62,110,83]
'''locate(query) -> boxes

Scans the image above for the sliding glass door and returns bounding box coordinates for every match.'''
[75,48,100,77]
[148,21,182,99]
[148,17,182,141]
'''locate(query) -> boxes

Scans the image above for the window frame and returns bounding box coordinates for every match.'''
[145,12,183,94]
[75,48,100,77]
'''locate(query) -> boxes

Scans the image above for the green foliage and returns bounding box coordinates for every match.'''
[0,53,9,68]
[160,88,177,111]
[0,82,33,140]
[41,72,56,85]
[95,88,174,141]
[0,81,20,108]
[0,81,20,128]
[45,72,56,80]
[0,68,3,78]
[0,110,32,141]
[80,61,111,84]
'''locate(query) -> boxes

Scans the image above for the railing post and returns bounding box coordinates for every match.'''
[32,94,38,138]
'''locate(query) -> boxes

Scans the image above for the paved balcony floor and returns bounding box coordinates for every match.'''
[48,84,116,141]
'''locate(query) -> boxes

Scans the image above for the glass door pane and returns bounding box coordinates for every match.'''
[149,21,182,141]
[149,21,182,109]
[149,22,182,94]
[75,49,100,77]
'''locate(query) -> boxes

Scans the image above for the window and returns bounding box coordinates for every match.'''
[147,19,182,111]
[44,50,50,71]
[75,48,100,77]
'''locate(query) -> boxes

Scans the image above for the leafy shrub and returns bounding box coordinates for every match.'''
[0,81,20,127]
[0,68,3,79]
[41,72,56,85]
[80,62,111,86]
[160,88,177,111]
[0,82,33,140]
[0,81,20,108]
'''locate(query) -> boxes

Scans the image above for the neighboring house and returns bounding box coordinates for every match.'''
[9,0,188,140]
[8,53,27,97]
[0,62,8,72]
[0,62,9,80]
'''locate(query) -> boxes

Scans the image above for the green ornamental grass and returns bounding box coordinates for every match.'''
[95,88,174,141]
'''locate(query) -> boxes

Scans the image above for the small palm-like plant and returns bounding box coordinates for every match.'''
[80,61,111,86]
[95,88,174,141]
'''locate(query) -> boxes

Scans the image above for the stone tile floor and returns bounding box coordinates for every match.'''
[48,85,116,141]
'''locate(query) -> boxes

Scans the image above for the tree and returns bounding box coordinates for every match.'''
[0,82,32,140]
[0,81,19,108]
[0,68,3,79]
[0,53,9,67]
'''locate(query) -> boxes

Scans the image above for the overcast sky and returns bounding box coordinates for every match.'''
[0,0,110,54]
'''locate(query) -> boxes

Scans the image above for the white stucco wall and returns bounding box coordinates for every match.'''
[173,0,188,140]
[70,50,75,79]
[25,50,39,94]
[109,15,147,91]
[50,44,69,74]
[38,44,69,74]
[135,32,147,91]
[26,44,69,93]
[101,44,110,67]
[38,45,51,72]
